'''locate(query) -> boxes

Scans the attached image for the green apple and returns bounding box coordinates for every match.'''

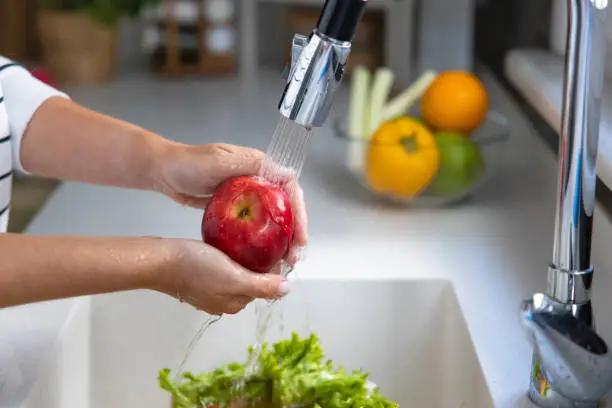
[426,131,484,197]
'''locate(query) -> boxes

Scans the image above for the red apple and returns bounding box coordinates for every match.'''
[202,175,294,273]
[31,67,58,88]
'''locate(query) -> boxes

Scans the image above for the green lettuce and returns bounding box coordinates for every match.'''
[159,332,398,408]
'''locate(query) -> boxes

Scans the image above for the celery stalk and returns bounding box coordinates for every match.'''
[366,67,395,137]
[381,70,438,122]
[346,66,371,173]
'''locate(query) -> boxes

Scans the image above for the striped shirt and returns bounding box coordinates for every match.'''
[0,57,69,407]
[0,57,69,233]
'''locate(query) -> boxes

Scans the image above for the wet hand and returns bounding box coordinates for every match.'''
[152,142,308,265]
[155,238,291,315]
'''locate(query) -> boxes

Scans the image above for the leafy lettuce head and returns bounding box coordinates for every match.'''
[159,332,398,408]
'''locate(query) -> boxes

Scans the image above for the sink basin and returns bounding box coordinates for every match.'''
[86,278,494,408]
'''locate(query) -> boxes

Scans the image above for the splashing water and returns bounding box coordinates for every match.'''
[172,115,314,390]
[173,314,222,383]
[241,115,314,378]
[252,114,313,343]
[260,116,313,184]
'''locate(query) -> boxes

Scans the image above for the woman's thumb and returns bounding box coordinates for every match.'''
[211,145,265,178]
[241,271,291,300]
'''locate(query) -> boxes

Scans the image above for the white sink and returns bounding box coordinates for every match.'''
[86,278,494,408]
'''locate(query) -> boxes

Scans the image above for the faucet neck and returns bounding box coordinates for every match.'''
[549,0,607,302]
[523,5,610,407]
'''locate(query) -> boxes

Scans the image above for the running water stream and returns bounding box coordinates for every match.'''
[173,115,314,390]
[260,116,313,184]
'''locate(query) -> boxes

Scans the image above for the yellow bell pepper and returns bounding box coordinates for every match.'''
[365,117,440,198]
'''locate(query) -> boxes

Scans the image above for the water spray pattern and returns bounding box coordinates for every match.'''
[172,116,314,403]
[261,116,313,185]
[242,116,313,384]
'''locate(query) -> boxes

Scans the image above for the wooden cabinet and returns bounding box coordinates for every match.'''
[0,0,42,62]
[144,0,239,77]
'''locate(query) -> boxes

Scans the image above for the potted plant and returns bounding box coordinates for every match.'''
[37,0,161,84]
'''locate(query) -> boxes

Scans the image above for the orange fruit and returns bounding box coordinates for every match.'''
[421,71,489,135]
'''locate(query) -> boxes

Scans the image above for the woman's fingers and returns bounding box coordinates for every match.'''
[235,268,291,300]
[167,191,211,209]
[224,295,254,314]
[286,181,308,247]
[194,145,309,247]
[208,143,265,181]
[285,245,305,267]
[268,263,284,275]
[260,166,308,246]
[166,239,293,316]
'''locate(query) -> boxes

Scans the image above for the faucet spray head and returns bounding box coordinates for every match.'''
[278,0,368,128]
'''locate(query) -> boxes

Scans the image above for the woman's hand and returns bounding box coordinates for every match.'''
[0,234,289,313]
[155,238,291,315]
[153,142,308,265]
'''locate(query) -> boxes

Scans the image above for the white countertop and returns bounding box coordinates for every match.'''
[4,69,612,408]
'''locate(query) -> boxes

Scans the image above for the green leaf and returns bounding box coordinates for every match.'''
[158,332,399,408]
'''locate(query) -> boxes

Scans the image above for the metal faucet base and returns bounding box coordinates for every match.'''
[521,294,612,404]
[528,385,603,408]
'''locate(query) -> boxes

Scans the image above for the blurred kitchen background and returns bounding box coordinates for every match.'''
[0,0,599,231]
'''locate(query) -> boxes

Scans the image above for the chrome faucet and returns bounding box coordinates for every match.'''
[278,0,367,128]
[520,0,611,407]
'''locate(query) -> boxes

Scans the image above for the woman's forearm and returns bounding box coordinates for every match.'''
[19,96,176,190]
[0,233,171,307]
